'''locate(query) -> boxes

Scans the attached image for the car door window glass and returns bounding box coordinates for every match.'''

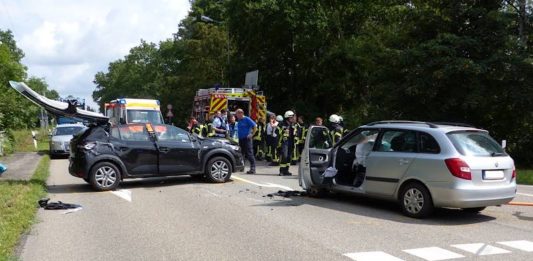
[378,130,417,152]
[110,127,121,139]
[309,127,333,149]
[419,132,440,154]
[118,125,150,141]
[155,125,190,142]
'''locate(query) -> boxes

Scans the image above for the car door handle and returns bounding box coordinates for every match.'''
[159,147,169,153]
[399,159,410,165]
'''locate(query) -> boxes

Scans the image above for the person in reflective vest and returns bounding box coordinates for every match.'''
[265,114,279,164]
[291,113,302,165]
[253,117,265,160]
[212,111,227,138]
[296,115,307,161]
[206,115,216,138]
[328,114,343,145]
[278,110,296,176]
[226,114,238,143]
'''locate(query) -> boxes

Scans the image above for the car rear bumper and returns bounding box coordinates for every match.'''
[429,181,517,208]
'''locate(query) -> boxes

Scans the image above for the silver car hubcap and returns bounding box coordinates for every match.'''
[210,161,229,180]
[95,166,117,188]
[404,188,424,214]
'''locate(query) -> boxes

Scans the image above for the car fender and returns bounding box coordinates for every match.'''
[201,149,236,173]
[89,154,130,179]
[395,177,434,201]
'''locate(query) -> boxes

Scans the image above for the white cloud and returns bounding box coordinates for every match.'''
[0,0,191,109]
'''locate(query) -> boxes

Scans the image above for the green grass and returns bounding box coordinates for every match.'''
[0,155,50,260]
[517,169,533,185]
[1,129,50,157]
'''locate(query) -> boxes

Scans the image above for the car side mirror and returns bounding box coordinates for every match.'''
[190,134,197,142]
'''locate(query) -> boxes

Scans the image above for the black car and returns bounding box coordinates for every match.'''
[8,81,244,191]
[69,123,244,190]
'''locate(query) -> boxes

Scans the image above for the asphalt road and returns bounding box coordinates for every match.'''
[18,159,533,261]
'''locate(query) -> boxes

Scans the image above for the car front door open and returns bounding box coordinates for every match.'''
[299,126,333,190]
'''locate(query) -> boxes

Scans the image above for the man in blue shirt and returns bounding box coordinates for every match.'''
[235,109,257,174]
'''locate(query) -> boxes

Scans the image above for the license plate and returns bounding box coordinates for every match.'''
[483,170,505,180]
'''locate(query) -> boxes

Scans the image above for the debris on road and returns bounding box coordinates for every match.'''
[38,198,82,210]
[0,163,6,176]
[265,190,307,198]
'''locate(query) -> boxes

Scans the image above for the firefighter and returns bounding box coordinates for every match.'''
[189,117,203,137]
[265,114,278,163]
[278,110,296,176]
[253,117,266,160]
[291,113,302,165]
[227,114,238,143]
[296,115,307,160]
[328,114,344,145]
[339,115,349,135]
[206,115,216,137]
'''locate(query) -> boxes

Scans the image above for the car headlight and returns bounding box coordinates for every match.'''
[228,144,240,151]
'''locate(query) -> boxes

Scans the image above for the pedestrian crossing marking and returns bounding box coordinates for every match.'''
[497,240,533,252]
[403,247,464,261]
[344,251,404,261]
[451,243,510,255]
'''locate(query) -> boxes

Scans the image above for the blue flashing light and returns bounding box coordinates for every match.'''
[156,100,160,105]
[119,99,126,104]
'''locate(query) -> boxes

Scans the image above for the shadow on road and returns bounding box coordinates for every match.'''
[255,192,497,225]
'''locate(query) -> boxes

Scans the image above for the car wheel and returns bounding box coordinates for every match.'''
[306,187,327,198]
[400,182,434,218]
[462,207,486,213]
[205,157,232,183]
[89,162,121,191]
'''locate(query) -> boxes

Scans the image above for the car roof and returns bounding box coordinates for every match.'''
[361,121,486,133]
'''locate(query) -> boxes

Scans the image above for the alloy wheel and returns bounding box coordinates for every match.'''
[210,160,229,180]
[95,166,118,188]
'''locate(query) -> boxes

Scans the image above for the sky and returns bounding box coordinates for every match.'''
[0,0,191,110]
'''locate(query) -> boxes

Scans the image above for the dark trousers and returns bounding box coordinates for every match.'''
[239,137,256,170]
[279,142,293,173]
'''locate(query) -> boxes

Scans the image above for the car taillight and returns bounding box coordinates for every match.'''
[512,168,516,180]
[445,158,472,180]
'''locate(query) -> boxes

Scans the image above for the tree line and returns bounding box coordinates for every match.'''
[92,0,533,166]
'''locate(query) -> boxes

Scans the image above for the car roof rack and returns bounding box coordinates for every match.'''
[366,120,439,128]
[429,122,476,128]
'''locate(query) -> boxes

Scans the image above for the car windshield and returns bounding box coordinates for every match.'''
[127,110,163,124]
[447,131,505,157]
[54,126,85,136]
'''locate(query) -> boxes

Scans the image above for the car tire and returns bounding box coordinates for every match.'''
[205,157,232,183]
[306,187,327,198]
[462,207,486,213]
[83,177,90,183]
[89,162,121,191]
[400,182,434,218]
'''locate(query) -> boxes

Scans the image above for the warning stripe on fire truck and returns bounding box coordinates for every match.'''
[256,96,266,120]
[209,95,227,113]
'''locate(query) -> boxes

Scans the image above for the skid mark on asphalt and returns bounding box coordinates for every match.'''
[110,189,132,202]
[344,240,533,260]
[232,175,294,191]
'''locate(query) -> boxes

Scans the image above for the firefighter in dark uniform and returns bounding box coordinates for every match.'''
[291,113,302,165]
[253,117,266,160]
[328,114,344,145]
[268,115,283,166]
[278,110,296,176]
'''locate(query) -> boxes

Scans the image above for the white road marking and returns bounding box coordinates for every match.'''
[344,251,404,261]
[497,240,533,252]
[111,189,132,202]
[232,175,294,191]
[205,190,221,198]
[403,247,464,261]
[517,192,533,197]
[62,207,83,214]
[451,243,510,255]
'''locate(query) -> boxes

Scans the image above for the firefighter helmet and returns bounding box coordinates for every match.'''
[276,115,283,122]
[284,110,295,118]
[329,114,340,123]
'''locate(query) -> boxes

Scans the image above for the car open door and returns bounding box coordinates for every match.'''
[9,81,108,124]
[299,126,333,190]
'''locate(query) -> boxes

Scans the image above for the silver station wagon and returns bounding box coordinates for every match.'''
[299,121,517,218]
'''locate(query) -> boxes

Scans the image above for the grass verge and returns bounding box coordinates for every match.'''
[517,169,533,185]
[0,155,50,260]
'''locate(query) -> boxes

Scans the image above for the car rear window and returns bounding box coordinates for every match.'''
[54,126,85,136]
[447,131,505,157]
